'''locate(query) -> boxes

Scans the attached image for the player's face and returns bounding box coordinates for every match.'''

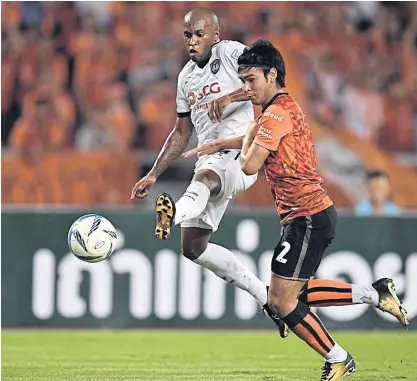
[238,68,276,105]
[183,18,219,64]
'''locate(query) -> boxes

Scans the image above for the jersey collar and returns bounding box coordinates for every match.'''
[195,41,221,69]
[212,40,221,49]
[262,92,288,113]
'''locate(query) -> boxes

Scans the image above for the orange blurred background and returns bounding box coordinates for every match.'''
[2,1,416,212]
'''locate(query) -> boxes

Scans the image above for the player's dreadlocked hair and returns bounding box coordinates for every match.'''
[238,40,286,88]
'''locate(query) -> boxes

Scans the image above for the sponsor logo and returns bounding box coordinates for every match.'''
[28,222,417,326]
[193,103,210,113]
[94,241,105,250]
[258,127,273,140]
[188,91,196,105]
[188,82,221,106]
[264,111,284,121]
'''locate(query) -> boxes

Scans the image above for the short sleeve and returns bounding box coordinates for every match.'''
[176,76,190,116]
[220,40,247,71]
[253,105,293,151]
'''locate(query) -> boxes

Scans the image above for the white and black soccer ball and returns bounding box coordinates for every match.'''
[68,214,117,263]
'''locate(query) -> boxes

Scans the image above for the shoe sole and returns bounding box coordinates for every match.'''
[155,194,175,240]
[381,279,409,327]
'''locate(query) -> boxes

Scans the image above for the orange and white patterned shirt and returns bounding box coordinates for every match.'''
[253,92,332,224]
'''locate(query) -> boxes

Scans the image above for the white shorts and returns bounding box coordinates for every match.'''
[180,149,257,232]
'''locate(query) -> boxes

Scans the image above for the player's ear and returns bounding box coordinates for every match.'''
[214,28,220,42]
[268,68,277,84]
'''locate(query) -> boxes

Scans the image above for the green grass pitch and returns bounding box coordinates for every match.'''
[2,330,416,381]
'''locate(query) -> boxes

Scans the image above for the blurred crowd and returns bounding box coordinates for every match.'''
[2,1,179,157]
[1,2,416,158]
[294,2,417,153]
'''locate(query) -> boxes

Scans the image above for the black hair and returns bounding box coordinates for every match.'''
[237,39,286,87]
[366,170,389,181]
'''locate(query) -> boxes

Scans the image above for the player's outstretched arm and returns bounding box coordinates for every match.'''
[182,136,244,158]
[240,121,269,175]
[208,88,249,123]
[131,116,193,199]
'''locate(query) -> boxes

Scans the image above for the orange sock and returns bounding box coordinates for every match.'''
[300,279,353,307]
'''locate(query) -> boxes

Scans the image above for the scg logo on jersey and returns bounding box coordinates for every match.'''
[188,82,221,106]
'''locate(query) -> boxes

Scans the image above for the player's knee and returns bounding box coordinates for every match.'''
[268,289,299,318]
[194,170,221,197]
[181,240,208,261]
[268,292,288,316]
[267,292,280,315]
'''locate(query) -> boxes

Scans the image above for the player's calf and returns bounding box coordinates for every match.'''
[155,193,176,240]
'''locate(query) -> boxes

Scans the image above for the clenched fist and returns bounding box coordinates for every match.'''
[208,95,231,123]
[130,172,157,199]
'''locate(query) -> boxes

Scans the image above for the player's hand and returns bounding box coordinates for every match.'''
[208,95,231,123]
[182,139,225,158]
[247,120,260,138]
[130,172,157,199]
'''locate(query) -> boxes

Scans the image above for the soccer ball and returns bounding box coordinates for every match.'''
[68,214,117,263]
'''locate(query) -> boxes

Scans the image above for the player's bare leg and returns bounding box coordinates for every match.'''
[299,278,408,326]
[269,277,355,381]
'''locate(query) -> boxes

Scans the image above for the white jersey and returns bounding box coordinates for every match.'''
[176,40,254,147]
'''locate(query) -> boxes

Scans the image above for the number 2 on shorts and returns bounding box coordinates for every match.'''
[276,241,291,264]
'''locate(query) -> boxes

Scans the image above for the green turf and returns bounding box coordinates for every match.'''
[2,330,416,381]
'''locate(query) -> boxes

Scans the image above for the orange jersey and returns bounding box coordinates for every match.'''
[253,93,332,224]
